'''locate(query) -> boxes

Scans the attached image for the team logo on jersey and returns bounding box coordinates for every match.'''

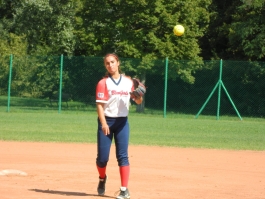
[97,92,104,98]
[111,90,128,96]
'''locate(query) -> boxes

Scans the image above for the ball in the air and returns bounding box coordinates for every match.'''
[173,25,185,36]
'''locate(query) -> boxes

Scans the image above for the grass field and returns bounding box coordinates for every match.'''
[0,108,264,150]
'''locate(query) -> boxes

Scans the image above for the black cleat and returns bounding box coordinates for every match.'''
[97,175,107,195]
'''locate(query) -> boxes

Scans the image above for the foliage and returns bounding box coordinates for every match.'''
[1,0,264,61]
[228,0,265,60]
[0,33,28,95]
[0,0,76,97]
[76,0,211,82]
[11,0,76,55]
[0,0,265,110]
[63,56,104,102]
[200,0,265,61]
[199,0,241,60]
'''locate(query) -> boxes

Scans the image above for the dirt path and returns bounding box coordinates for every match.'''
[0,141,265,199]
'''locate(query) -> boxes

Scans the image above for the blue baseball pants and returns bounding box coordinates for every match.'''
[96,116,130,168]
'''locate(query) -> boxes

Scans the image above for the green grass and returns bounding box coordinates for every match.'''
[0,96,96,112]
[132,115,265,150]
[0,110,264,151]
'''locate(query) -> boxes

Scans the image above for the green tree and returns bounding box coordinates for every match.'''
[76,0,211,83]
[11,0,76,55]
[229,0,265,60]
[200,0,265,61]
[0,33,28,95]
[199,0,239,60]
[0,1,77,97]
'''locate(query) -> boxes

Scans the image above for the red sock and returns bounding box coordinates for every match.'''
[97,165,106,179]
[119,165,130,187]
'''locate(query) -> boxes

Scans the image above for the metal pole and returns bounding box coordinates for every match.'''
[7,54,13,112]
[221,83,243,120]
[163,57,168,118]
[217,59,223,120]
[58,55,64,113]
[195,81,219,118]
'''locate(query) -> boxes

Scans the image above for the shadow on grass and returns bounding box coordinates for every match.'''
[29,189,115,198]
[0,95,96,112]
[0,96,7,106]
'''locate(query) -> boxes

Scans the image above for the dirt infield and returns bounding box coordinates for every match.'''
[1,141,265,199]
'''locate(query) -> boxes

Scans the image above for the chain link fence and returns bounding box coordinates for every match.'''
[0,55,264,118]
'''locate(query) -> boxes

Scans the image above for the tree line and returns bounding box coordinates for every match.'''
[0,0,265,115]
[1,0,264,60]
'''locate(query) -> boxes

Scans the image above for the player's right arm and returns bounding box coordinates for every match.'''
[96,78,110,135]
[96,102,110,135]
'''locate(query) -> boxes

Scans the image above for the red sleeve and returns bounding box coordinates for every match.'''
[96,78,109,102]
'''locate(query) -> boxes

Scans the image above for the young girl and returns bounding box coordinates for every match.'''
[95,53,143,199]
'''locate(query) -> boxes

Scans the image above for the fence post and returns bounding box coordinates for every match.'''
[217,59,223,120]
[163,57,168,118]
[195,59,242,120]
[7,54,13,112]
[58,54,64,113]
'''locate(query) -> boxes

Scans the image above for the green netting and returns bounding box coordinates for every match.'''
[1,55,265,118]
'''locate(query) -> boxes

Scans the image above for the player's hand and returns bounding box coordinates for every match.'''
[101,123,110,135]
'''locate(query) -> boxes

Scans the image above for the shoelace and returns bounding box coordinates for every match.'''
[114,190,126,197]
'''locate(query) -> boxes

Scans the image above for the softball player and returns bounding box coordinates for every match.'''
[95,53,143,199]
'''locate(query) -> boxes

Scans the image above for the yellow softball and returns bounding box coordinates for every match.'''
[173,25,185,36]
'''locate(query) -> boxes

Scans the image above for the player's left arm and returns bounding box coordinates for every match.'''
[130,78,146,104]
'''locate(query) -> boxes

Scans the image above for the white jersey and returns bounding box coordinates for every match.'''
[96,75,134,117]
